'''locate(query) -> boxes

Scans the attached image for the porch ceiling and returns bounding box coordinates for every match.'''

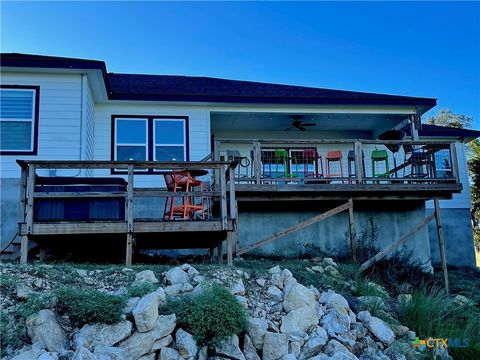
[210,112,408,132]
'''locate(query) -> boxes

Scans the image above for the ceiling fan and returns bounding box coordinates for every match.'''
[284,116,317,131]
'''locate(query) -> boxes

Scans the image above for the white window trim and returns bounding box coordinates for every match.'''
[114,118,148,161]
[153,118,187,162]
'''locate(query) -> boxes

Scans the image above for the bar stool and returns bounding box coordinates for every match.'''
[325,150,343,178]
[274,149,289,178]
[163,170,204,220]
[347,150,365,182]
[371,149,390,177]
[302,149,323,178]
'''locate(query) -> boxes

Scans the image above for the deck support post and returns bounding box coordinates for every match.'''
[434,198,449,294]
[20,236,28,264]
[348,198,356,261]
[19,165,28,264]
[227,232,233,266]
[125,165,134,266]
[253,141,262,184]
[21,165,36,264]
[217,241,223,265]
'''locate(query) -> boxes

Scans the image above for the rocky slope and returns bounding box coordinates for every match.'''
[0,259,446,360]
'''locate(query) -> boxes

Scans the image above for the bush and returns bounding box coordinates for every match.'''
[17,293,56,320]
[161,283,247,346]
[0,311,23,357]
[399,286,480,360]
[56,287,126,326]
[127,281,158,298]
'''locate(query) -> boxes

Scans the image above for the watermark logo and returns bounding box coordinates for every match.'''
[411,337,469,350]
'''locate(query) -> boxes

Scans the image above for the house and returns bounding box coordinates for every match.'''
[1,53,478,269]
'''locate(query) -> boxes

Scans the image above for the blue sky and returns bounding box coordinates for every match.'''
[2,1,479,129]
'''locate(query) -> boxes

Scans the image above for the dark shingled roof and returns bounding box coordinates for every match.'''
[403,124,480,140]
[1,53,436,109]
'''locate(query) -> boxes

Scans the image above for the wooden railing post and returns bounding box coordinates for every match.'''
[227,166,237,266]
[19,165,29,264]
[213,140,221,185]
[126,164,134,266]
[354,141,364,184]
[253,141,262,184]
[220,164,227,230]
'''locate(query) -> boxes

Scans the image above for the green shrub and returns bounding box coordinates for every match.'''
[161,283,247,346]
[399,286,480,360]
[56,287,125,326]
[127,281,158,298]
[0,311,23,357]
[17,293,56,320]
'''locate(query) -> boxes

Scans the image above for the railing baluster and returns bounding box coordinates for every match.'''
[354,141,364,184]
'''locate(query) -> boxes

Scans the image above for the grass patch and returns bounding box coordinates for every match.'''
[127,281,158,298]
[161,283,247,346]
[399,286,480,360]
[56,287,126,326]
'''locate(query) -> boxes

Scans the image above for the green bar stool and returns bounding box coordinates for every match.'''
[371,149,390,177]
[274,149,289,178]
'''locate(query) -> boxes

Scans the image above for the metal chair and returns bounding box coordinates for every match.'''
[302,149,324,178]
[371,149,390,178]
[325,150,343,179]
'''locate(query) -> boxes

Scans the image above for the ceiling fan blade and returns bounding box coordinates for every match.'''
[284,126,294,131]
[299,126,306,131]
[302,123,316,126]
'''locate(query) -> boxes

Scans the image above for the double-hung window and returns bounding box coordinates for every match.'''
[0,85,40,155]
[112,115,188,172]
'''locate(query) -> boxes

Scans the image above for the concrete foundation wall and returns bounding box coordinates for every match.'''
[0,178,21,249]
[427,208,475,267]
[237,201,433,270]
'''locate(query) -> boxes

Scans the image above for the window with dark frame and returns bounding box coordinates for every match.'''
[111,115,189,173]
[0,85,40,155]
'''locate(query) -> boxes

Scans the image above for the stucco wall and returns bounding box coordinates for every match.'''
[0,178,20,249]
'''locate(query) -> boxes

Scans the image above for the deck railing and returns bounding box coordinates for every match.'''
[213,138,460,186]
[16,160,238,234]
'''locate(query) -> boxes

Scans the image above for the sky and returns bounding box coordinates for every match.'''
[1,1,479,129]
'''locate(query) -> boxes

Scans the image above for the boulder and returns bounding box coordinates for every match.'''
[299,327,328,359]
[215,335,246,360]
[118,314,176,359]
[283,284,316,313]
[93,345,126,360]
[175,329,198,359]
[133,293,159,332]
[280,355,297,360]
[135,270,159,284]
[72,320,133,350]
[138,354,157,360]
[72,347,97,360]
[262,332,289,360]
[247,318,269,350]
[26,310,68,352]
[151,335,173,352]
[280,306,318,333]
[16,282,34,299]
[268,265,281,274]
[267,286,284,303]
[230,279,246,296]
[319,290,349,310]
[165,284,183,297]
[160,347,183,360]
[155,287,167,303]
[321,308,350,338]
[243,335,261,360]
[165,267,189,285]
[123,297,140,315]
[38,353,59,360]
[356,311,394,346]
[331,352,359,360]
[324,339,350,356]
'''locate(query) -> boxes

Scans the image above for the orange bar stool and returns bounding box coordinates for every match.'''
[325,150,343,178]
[163,170,204,220]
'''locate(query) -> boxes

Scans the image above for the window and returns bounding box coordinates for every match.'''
[112,115,188,172]
[0,85,40,154]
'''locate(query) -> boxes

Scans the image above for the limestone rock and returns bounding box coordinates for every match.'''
[16,282,34,299]
[357,311,395,346]
[319,290,349,310]
[215,335,246,360]
[133,293,159,332]
[280,306,318,333]
[155,287,167,303]
[267,286,284,303]
[165,267,189,285]
[38,353,59,360]
[247,318,268,350]
[72,347,96,360]
[397,294,412,306]
[268,265,281,274]
[256,279,266,287]
[331,352,359,360]
[165,284,183,297]
[93,345,126,360]
[243,335,261,360]
[72,320,133,350]
[283,283,316,313]
[324,339,349,356]
[280,355,297,360]
[230,279,246,296]
[26,310,68,352]
[135,270,159,284]
[118,314,176,359]
[175,329,198,359]
[300,327,328,359]
[138,354,156,360]
[321,308,351,338]
[124,297,140,315]
[262,332,289,360]
[160,347,183,360]
[151,335,173,352]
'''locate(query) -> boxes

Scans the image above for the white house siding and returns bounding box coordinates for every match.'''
[94,103,210,187]
[0,72,83,178]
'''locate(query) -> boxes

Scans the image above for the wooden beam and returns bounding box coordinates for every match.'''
[253,141,262,184]
[126,165,134,266]
[434,198,449,294]
[354,141,364,183]
[227,232,233,266]
[237,200,352,256]
[219,165,228,230]
[348,199,356,261]
[19,166,28,264]
[360,213,435,271]
[21,165,35,264]
[217,241,223,265]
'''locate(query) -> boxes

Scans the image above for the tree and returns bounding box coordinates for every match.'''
[425,109,480,252]
[425,109,473,129]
